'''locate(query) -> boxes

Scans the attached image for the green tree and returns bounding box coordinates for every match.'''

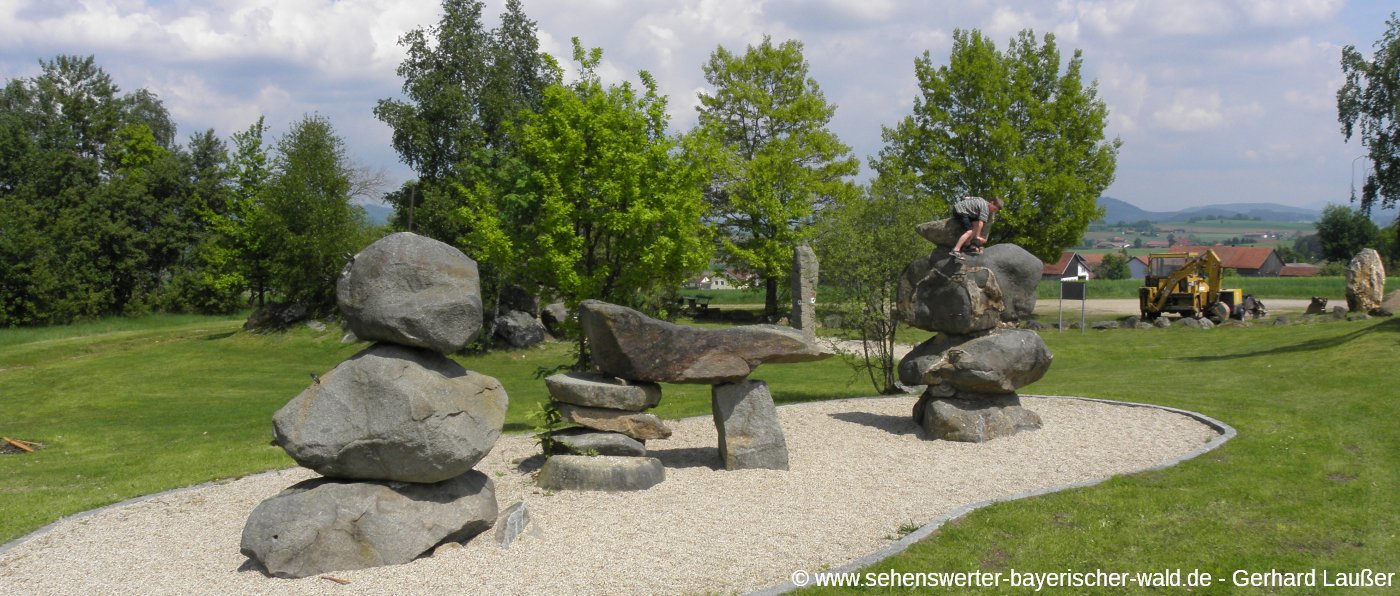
[1338,13,1400,214]
[459,39,711,362]
[816,173,937,394]
[694,36,860,318]
[1315,204,1380,262]
[1094,251,1131,280]
[262,114,369,312]
[877,29,1119,262]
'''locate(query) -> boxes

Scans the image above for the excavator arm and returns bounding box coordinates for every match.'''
[1142,250,1225,317]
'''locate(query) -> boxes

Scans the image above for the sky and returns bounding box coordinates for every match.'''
[1,0,1394,212]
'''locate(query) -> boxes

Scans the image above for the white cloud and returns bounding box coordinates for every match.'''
[1152,89,1225,132]
[1238,0,1344,27]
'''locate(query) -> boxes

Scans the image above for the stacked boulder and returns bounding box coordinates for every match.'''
[896,218,1053,442]
[535,300,832,488]
[241,232,508,578]
[536,372,669,491]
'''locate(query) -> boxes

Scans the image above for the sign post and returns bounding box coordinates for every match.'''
[1059,276,1087,332]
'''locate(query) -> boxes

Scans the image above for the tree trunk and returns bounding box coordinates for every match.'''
[765,276,779,320]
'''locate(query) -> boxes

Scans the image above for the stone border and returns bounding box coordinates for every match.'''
[747,393,1236,596]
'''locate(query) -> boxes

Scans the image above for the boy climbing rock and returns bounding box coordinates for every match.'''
[949,196,1001,259]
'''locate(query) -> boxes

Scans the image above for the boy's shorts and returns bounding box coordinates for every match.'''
[954,213,975,231]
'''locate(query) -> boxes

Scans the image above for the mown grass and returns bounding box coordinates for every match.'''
[3,313,1398,594]
[0,315,870,544]
[805,316,1400,594]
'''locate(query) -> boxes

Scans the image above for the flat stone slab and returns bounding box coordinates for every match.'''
[712,381,789,471]
[337,232,483,353]
[897,329,1052,393]
[545,372,661,411]
[579,300,832,384]
[913,392,1042,443]
[555,403,672,440]
[536,455,665,492]
[273,343,507,483]
[914,217,962,247]
[549,428,647,457]
[240,471,496,579]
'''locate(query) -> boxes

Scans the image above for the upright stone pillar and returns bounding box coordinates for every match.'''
[791,244,819,340]
[712,380,789,470]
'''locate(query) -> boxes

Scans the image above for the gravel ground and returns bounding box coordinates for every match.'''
[0,395,1218,595]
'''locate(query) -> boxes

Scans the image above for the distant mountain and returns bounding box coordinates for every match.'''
[1094,196,1320,224]
[358,202,395,226]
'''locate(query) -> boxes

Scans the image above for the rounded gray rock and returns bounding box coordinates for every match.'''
[240,471,497,579]
[912,392,1042,443]
[493,310,547,348]
[555,402,672,440]
[273,343,508,483]
[897,329,1053,393]
[337,232,483,353]
[536,455,665,492]
[548,428,647,457]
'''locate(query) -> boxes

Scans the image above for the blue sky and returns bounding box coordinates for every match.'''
[1,0,1394,211]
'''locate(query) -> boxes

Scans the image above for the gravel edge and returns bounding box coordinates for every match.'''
[748,393,1236,596]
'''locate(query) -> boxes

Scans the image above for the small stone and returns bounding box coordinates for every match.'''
[555,403,672,440]
[711,381,789,471]
[536,455,665,492]
[494,502,542,549]
[1273,316,1290,326]
[545,372,661,411]
[1153,317,1172,328]
[1091,320,1119,330]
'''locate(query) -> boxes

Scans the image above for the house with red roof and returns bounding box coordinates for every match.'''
[1279,263,1321,277]
[1042,251,1091,280]
[1165,245,1285,276]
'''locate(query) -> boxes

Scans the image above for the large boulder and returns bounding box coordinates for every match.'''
[337,232,483,353]
[545,372,661,411]
[712,381,789,471]
[912,392,1042,443]
[240,471,496,579]
[1346,248,1386,312]
[897,330,1052,393]
[273,343,508,484]
[555,402,672,440]
[578,300,832,384]
[541,302,570,336]
[536,455,665,492]
[897,243,1042,334]
[493,310,547,348]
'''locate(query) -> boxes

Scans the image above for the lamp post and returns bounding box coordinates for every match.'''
[1351,154,1367,202]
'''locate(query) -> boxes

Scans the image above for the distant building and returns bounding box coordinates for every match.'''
[1279,263,1321,277]
[1167,244,1285,276]
[1128,255,1149,278]
[1042,251,1091,280]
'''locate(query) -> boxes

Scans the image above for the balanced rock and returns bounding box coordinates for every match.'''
[240,471,496,579]
[914,218,962,247]
[579,300,831,384]
[712,380,789,471]
[897,330,1052,393]
[548,428,647,457]
[912,392,1042,443]
[545,372,661,411]
[273,343,507,484]
[536,455,665,492]
[897,244,1042,334]
[337,232,483,353]
[556,402,672,440]
[1346,248,1386,312]
[493,310,547,348]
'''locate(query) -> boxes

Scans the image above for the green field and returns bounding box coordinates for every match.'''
[3,313,1398,594]
[1035,276,1395,301]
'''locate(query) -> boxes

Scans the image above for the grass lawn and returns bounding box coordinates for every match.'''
[3,313,1398,594]
[1035,276,1395,301]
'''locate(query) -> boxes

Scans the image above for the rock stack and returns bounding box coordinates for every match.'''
[536,300,831,485]
[240,232,508,578]
[896,218,1053,442]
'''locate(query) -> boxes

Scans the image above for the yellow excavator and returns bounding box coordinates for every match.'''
[1139,250,1242,321]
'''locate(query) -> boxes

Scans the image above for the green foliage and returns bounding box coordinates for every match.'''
[694,36,860,317]
[1316,204,1380,262]
[459,40,711,321]
[528,400,564,458]
[815,174,935,394]
[877,29,1119,262]
[1338,12,1400,213]
[261,114,370,312]
[1094,251,1132,280]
